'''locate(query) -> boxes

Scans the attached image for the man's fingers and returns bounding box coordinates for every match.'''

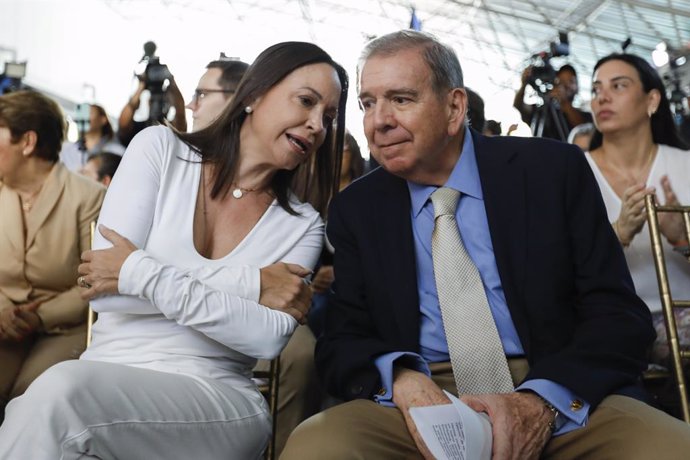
[460,395,488,414]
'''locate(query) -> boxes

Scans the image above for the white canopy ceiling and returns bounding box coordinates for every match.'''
[1,0,688,141]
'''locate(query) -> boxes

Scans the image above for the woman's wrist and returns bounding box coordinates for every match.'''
[613,220,632,247]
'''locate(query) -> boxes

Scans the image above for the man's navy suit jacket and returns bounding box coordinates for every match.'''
[316,130,654,411]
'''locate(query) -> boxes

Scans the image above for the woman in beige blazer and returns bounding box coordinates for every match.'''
[0,91,105,417]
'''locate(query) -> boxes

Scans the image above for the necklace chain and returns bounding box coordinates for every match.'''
[20,185,43,212]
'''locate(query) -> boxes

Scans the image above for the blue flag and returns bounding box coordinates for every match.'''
[410,8,422,31]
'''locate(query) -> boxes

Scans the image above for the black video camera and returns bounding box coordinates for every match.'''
[527,32,570,95]
[134,41,172,123]
[135,41,171,94]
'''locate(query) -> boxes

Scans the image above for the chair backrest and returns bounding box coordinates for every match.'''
[645,194,690,423]
[254,357,281,460]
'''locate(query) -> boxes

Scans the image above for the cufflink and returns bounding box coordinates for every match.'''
[570,399,584,411]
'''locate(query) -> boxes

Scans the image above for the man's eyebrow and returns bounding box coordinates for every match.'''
[358,87,419,99]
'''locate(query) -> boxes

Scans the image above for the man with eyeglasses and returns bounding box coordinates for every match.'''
[187,59,249,131]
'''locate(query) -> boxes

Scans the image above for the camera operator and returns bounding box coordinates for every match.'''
[514,64,592,140]
[117,43,186,147]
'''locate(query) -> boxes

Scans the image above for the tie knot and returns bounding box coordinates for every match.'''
[431,187,460,218]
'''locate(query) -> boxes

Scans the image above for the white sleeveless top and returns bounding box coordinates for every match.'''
[585,144,690,313]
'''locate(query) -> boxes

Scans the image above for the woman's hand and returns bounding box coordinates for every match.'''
[615,183,655,245]
[0,301,41,342]
[78,225,137,300]
[259,263,313,324]
[657,175,687,246]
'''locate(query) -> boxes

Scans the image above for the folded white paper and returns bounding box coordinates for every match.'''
[408,391,492,460]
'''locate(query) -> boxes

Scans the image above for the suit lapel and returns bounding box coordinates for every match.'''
[25,162,66,249]
[0,182,25,258]
[473,132,531,353]
[374,173,420,346]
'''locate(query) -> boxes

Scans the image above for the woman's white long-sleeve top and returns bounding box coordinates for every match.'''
[81,126,324,390]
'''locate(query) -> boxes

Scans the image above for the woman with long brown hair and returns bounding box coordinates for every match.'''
[0,41,348,459]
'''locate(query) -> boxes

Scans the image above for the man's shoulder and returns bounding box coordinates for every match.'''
[339,166,403,198]
[329,166,406,219]
[477,133,582,161]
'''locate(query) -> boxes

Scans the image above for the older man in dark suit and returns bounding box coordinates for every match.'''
[281,30,690,459]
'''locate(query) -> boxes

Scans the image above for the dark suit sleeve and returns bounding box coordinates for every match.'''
[523,145,654,407]
[315,193,395,401]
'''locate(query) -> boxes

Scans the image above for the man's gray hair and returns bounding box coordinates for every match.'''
[358,30,464,95]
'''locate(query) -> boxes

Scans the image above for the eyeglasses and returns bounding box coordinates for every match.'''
[191,89,234,102]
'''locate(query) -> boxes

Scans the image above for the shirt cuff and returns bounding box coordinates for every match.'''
[245,267,261,302]
[517,379,589,436]
[118,249,147,296]
[373,352,431,407]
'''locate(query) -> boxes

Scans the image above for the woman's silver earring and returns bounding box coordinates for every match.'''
[245,106,253,114]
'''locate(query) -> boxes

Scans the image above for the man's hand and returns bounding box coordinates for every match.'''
[392,368,451,459]
[310,265,334,294]
[259,263,312,324]
[461,392,553,460]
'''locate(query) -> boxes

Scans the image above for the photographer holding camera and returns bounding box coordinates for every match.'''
[117,42,186,147]
[514,63,592,141]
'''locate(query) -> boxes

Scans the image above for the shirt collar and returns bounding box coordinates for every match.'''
[408,126,483,217]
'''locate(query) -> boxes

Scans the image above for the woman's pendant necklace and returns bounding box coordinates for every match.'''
[231,185,260,199]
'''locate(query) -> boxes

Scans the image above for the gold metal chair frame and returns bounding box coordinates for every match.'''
[645,194,690,423]
[85,221,281,456]
[255,357,281,460]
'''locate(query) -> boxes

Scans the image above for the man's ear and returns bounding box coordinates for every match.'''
[21,131,38,156]
[101,176,112,187]
[447,88,467,137]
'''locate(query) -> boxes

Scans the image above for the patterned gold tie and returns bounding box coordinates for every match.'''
[431,187,514,394]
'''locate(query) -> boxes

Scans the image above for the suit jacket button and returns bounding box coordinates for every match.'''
[351,384,363,395]
[570,399,584,411]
